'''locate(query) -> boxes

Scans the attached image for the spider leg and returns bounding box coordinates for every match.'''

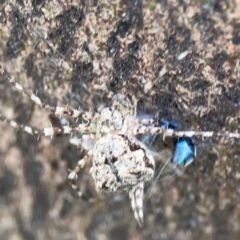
[129,182,144,227]
[134,118,157,126]
[0,115,62,136]
[68,154,97,202]
[0,115,96,137]
[0,67,100,121]
[132,126,240,139]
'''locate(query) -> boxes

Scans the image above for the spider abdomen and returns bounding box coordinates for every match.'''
[90,134,155,193]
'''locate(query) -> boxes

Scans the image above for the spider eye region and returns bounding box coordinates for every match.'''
[98,107,125,133]
[89,134,155,193]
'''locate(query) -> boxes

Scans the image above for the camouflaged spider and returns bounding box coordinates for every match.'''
[1,67,240,227]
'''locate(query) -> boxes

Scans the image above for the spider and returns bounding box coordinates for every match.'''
[0,66,240,227]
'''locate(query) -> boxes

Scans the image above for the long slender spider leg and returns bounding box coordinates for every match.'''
[0,115,61,136]
[0,67,100,121]
[129,182,144,227]
[68,154,96,202]
[134,118,156,126]
[132,126,240,139]
[0,115,96,137]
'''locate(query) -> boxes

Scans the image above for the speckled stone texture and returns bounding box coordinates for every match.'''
[1,0,240,239]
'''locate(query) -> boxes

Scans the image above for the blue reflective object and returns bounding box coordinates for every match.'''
[139,117,197,167]
[160,119,180,141]
[172,137,196,167]
[141,118,180,147]
[160,119,180,130]
[160,119,196,167]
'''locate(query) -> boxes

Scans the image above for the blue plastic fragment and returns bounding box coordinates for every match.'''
[172,137,196,167]
[160,119,180,130]
[160,119,196,167]
[139,117,196,166]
